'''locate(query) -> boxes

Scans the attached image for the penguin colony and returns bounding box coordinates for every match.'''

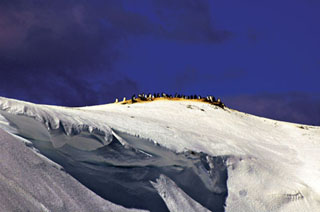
[114,93,225,108]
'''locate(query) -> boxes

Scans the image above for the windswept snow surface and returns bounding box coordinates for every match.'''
[0,96,320,211]
[0,128,144,212]
[151,174,211,212]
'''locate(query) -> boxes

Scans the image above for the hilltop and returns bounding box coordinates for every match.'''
[0,96,319,212]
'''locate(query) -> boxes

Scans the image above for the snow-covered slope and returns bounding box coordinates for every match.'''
[0,128,144,212]
[0,96,319,212]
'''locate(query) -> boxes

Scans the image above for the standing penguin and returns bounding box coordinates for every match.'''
[131,94,136,103]
[138,94,145,100]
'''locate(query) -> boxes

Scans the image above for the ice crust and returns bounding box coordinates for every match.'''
[0,96,320,212]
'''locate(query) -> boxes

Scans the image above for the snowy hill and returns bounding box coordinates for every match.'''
[0,96,319,212]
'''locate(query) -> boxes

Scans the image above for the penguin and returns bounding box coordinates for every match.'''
[115,98,119,103]
[162,93,167,98]
[123,97,126,102]
[138,93,145,100]
[131,95,136,103]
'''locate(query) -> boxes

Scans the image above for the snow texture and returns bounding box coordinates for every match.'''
[0,128,144,212]
[151,174,211,212]
[1,96,320,212]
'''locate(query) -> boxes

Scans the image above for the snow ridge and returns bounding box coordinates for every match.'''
[0,97,113,150]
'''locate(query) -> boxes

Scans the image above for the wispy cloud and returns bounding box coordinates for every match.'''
[224,92,320,125]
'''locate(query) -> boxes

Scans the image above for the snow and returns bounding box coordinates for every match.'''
[0,97,113,151]
[0,96,320,211]
[0,128,145,212]
[151,174,211,212]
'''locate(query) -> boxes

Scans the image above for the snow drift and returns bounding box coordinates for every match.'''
[0,96,320,212]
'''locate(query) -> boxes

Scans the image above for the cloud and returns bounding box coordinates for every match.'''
[224,92,320,126]
[0,0,232,106]
[0,0,125,105]
[153,0,233,43]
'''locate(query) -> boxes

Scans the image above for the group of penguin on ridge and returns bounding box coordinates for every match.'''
[114,93,225,108]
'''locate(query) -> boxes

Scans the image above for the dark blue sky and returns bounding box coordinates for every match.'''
[0,0,319,125]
